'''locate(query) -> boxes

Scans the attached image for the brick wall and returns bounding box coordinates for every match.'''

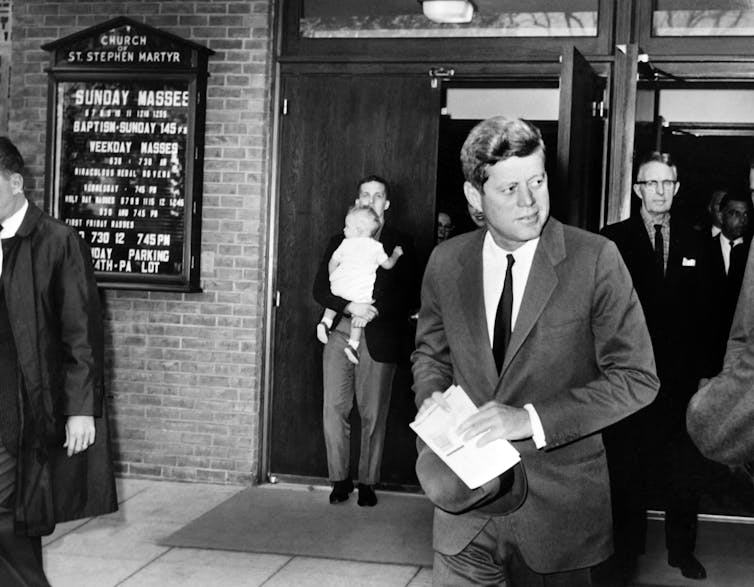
[10,0,275,484]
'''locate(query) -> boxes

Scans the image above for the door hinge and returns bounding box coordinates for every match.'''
[428,67,454,89]
[282,98,288,115]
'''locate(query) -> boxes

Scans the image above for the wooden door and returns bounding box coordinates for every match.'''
[269,72,439,487]
[557,47,605,231]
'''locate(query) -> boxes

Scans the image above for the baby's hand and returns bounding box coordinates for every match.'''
[393,245,404,257]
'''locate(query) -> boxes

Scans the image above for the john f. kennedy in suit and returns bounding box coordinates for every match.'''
[411,116,658,586]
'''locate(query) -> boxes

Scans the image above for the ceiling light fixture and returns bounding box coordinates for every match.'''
[419,1,475,24]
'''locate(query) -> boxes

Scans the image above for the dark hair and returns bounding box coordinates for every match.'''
[0,137,25,177]
[634,151,677,182]
[460,117,545,192]
[356,175,390,199]
[720,191,751,212]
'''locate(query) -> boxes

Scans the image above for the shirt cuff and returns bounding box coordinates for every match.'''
[523,403,547,449]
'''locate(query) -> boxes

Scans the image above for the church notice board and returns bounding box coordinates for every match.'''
[43,17,214,291]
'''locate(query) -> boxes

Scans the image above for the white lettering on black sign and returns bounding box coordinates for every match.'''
[57,79,190,277]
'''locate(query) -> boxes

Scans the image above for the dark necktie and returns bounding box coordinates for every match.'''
[728,239,736,275]
[654,224,664,277]
[729,240,744,277]
[493,254,515,373]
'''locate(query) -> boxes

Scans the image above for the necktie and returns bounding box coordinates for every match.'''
[728,239,735,275]
[493,254,515,373]
[729,240,744,277]
[654,224,664,277]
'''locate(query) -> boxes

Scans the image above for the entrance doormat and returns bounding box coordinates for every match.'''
[161,484,434,567]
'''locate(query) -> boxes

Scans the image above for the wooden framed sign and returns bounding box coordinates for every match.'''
[43,17,213,291]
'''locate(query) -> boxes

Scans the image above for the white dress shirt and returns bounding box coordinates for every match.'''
[0,200,28,279]
[481,231,546,447]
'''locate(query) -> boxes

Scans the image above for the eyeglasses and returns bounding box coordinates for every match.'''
[636,179,677,192]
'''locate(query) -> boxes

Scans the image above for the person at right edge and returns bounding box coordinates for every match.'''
[599,151,710,584]
[0,136,118,585]
[412,116,658,586]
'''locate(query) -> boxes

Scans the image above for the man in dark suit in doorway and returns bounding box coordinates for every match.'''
[688,241,754,467]
[704,191,751,377]
[688,162,754,467]
[600,151,709,582]
[313,175,416,507]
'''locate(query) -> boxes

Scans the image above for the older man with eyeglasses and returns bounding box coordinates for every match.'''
[596,151,710,584]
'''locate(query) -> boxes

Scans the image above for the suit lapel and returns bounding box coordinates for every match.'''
[712,234,735,291]
[711,234,725,281]
[629,213,655,264]
[665,217,681,287]
[500,219,563,377]
[453,221,565,391]
[454,231,500,394]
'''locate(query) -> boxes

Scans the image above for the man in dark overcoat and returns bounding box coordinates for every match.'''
[0,136,117,585]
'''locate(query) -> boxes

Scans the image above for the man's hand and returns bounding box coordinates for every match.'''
[347,302,378,322]
[64,416,95,457]
[416,391,451,420]
[456,401,532,447]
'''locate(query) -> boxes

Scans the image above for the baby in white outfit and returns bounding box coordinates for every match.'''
[317,205,403,364]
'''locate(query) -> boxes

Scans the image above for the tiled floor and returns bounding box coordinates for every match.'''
[42,478,432,587]
[41,477,754,586]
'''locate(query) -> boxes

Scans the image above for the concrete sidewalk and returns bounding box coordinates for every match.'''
[41,477,754,586]
[42,478,432,586]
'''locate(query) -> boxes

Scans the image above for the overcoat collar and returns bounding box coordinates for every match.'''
[15,199,42,238]
[454,218,565,394]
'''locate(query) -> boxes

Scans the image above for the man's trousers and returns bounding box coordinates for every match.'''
[322,317,396,485]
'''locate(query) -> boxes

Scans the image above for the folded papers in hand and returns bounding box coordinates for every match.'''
[410,385,521,490]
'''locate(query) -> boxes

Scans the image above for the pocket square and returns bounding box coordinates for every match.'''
[682,257,696,267]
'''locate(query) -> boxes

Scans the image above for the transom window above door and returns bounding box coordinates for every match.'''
[300,0,599,38]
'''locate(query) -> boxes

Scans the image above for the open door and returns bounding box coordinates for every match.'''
[557,47,606,231]
[269,72,439,487]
